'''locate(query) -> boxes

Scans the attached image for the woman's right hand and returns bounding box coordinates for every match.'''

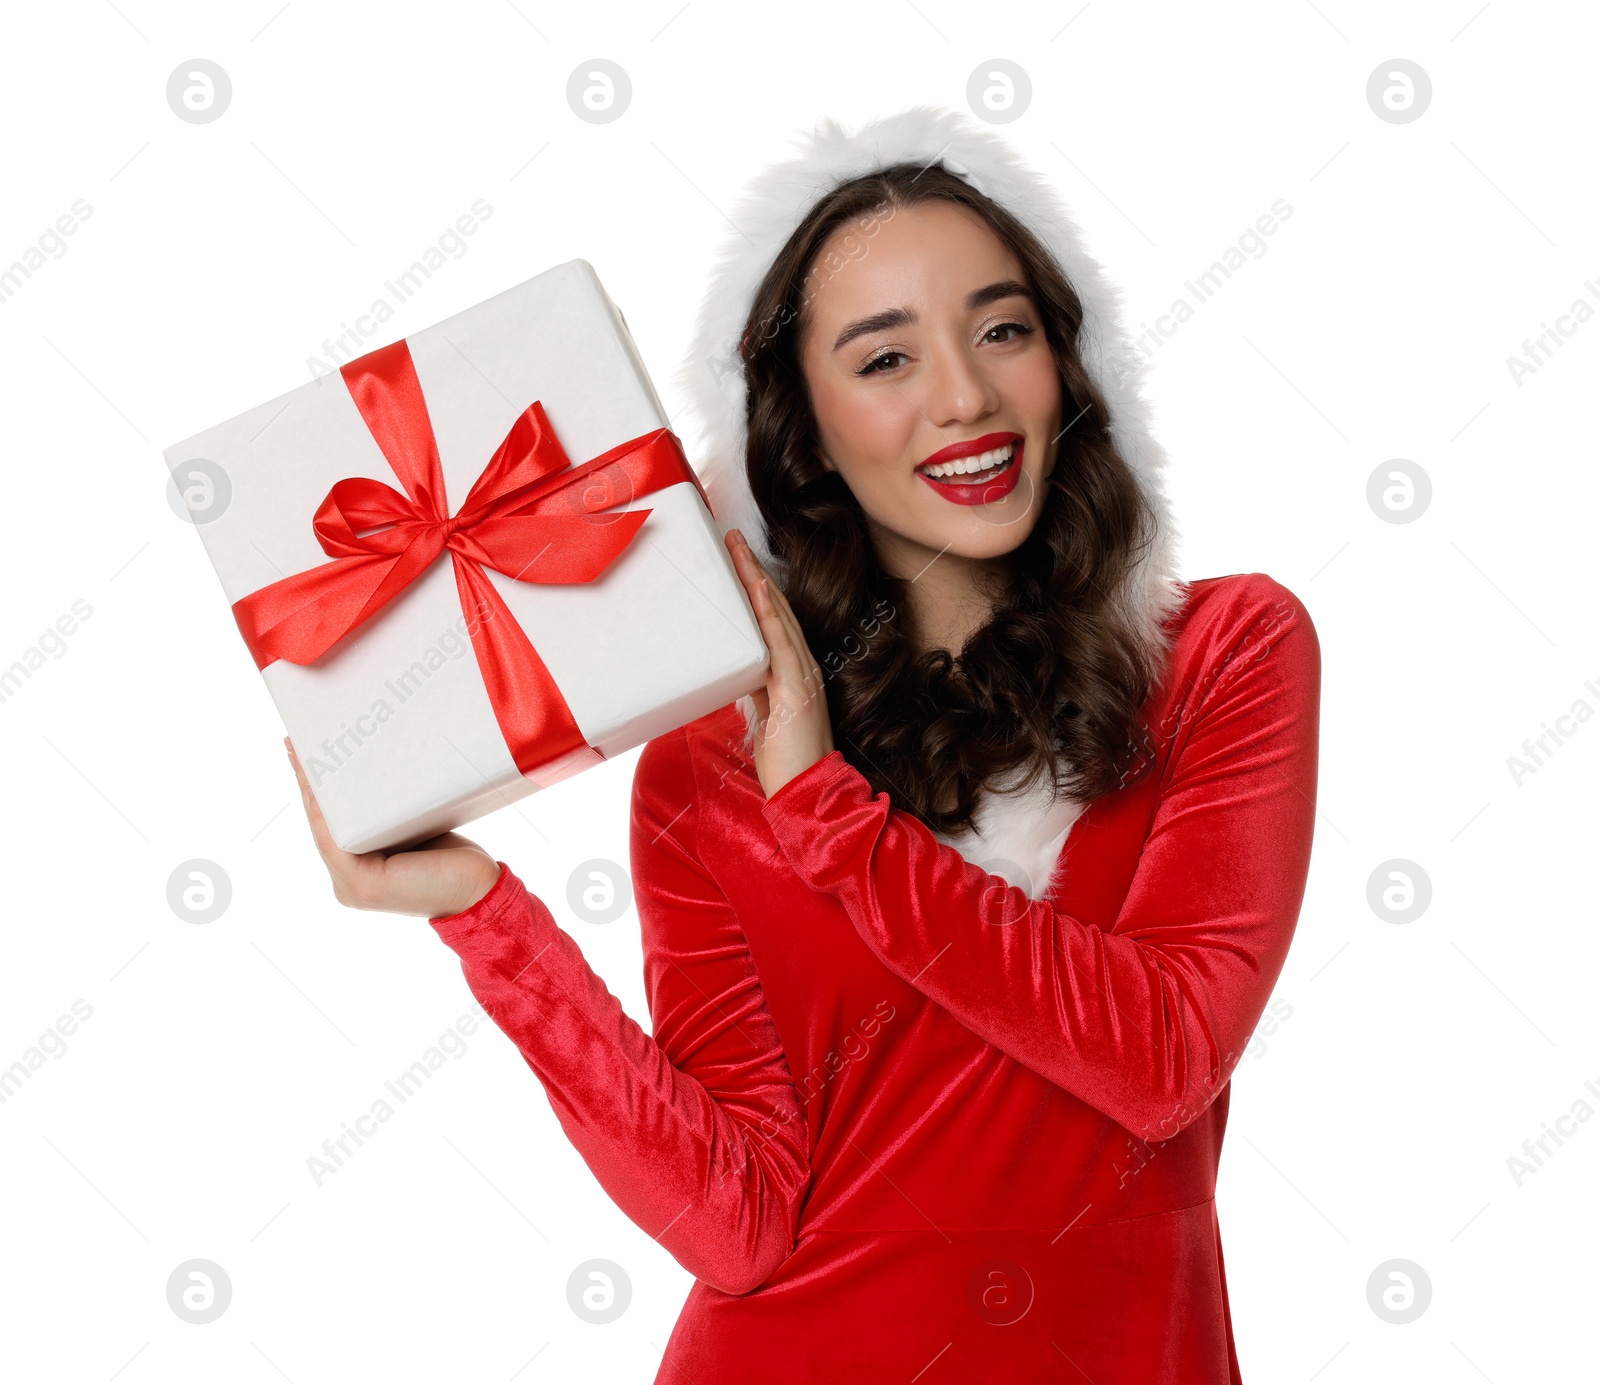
[286,737,503,919]
[724,528,836,799]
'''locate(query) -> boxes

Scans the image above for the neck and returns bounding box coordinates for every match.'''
[870,522,1012,658]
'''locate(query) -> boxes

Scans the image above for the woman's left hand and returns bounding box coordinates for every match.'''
[725,528,835,799]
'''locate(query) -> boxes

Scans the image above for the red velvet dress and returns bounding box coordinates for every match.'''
[428,572,1320,1382]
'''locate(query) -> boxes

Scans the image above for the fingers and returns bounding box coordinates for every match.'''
[760,578,809,667]
[722,533,835,786]
[726,528,785,654]
[726,530,820,690]
[731,533,807,652]
[755,575,823,695]
[751,577,814,696]
[725,528,763,612]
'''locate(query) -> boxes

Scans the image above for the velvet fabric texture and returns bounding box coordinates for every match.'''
[428,571,1320,1382]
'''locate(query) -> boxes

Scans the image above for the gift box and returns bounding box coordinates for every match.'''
[164,259,767,853]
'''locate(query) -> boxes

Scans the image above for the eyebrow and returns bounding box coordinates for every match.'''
[831,279,1035,353]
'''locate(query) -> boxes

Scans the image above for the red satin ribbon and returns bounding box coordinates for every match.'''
[231,338,704,779]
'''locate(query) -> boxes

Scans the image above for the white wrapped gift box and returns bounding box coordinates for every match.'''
[163,259,766,853]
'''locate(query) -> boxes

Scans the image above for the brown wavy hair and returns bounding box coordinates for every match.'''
[740,161,1168,835]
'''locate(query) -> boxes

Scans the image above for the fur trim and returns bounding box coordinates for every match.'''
[678,106,1184,900]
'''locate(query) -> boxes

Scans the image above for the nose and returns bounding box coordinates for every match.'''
[920,335,1000,430]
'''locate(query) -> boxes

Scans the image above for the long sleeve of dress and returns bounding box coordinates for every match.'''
[759,577,1320,1143]
[427,729,809,1296]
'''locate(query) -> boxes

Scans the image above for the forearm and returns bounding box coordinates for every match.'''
[761,756,1241,1136]
[431,863,807,1294]
[761,640,1316,1141]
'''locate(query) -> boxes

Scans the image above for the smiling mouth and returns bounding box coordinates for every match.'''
[916,440,1019,484]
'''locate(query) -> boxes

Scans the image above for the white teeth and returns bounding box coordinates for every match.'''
[918,441,1016,480]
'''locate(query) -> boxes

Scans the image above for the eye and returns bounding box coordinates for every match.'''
[983,321,1035,345]
[856,349,908,377]
[855,321,1033,377]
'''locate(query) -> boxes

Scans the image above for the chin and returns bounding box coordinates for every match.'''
[928,509,1042,561]
[954,526,1036,561]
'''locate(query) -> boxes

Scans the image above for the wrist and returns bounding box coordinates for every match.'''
[441,856,504,919]
[765,747,845,804]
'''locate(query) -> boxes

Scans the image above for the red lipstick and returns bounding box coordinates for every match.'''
[915,431,1024,506]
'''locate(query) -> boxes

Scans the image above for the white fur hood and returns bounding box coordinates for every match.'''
[672,106,1184,901]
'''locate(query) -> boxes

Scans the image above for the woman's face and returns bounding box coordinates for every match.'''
[798,199,1063,578]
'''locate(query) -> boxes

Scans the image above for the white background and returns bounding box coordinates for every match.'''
[1,1,1595,1380]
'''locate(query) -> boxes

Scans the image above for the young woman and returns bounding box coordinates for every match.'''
[288,107,1320,1383]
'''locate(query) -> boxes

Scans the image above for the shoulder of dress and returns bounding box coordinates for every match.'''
[1163,572,1314,669]
[1142,573,1319,734]
[632,702,757,805]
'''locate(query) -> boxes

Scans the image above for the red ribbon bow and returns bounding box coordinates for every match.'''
[232,338,703,780]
